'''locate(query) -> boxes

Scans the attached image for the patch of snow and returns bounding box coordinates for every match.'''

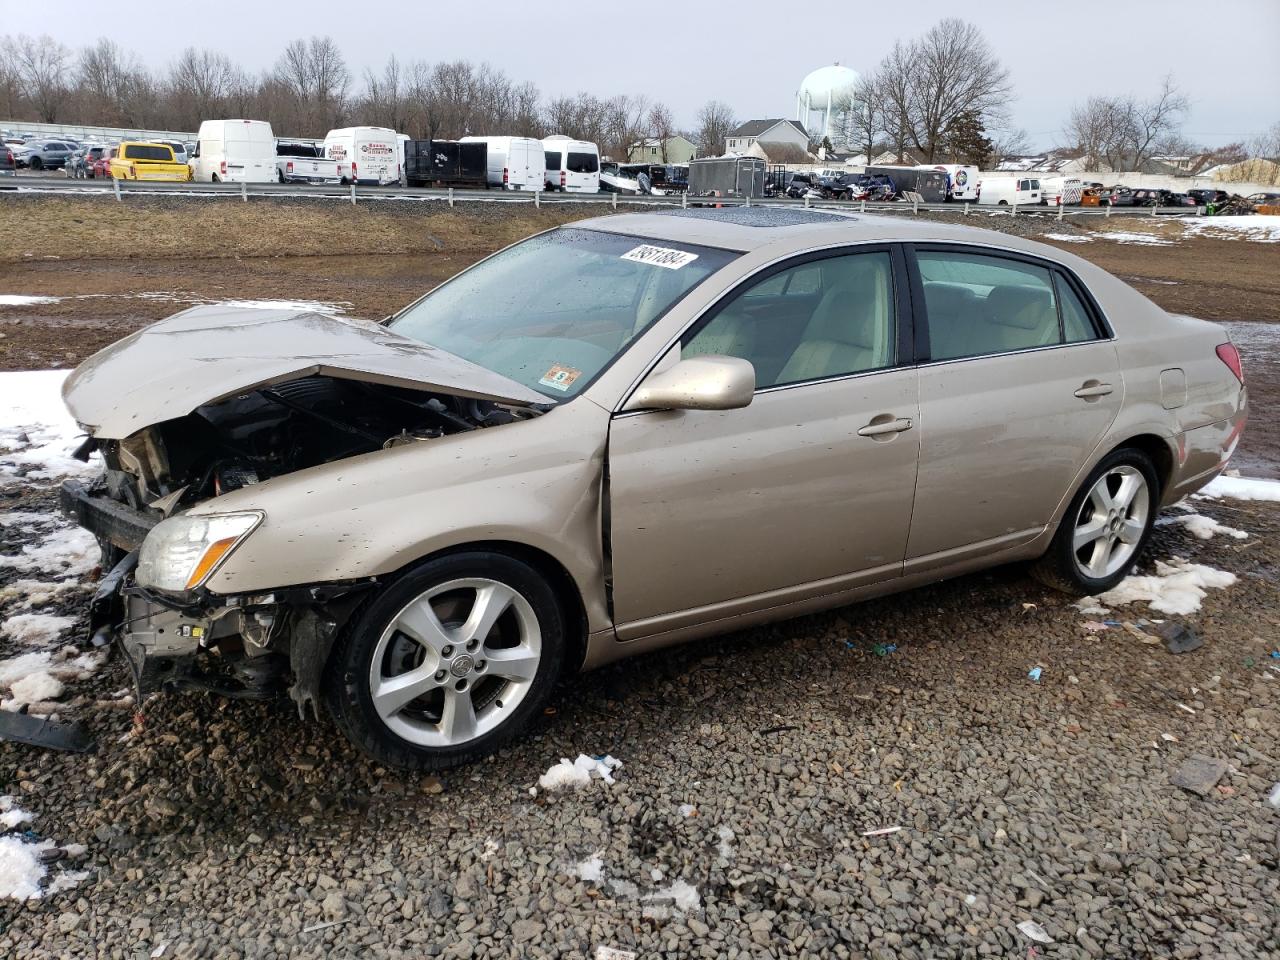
[48,650,106,682]
[1042,233,1091,243]
[6,671,64,707]
[1099,558,1236,616]
[1073,598,1110,617]
[537,754,623,791]
[571,854,605,882]
[1,612,75,647]
[0,526,100,578]
[1173,513,1248,540]
[0,579,82,610]
[0,836,53,901]
[1182,215,1280,243]
[0,294,61,306]
[0,797,33,830]
[0,370,100,483]
[1198,475,1280,502]
[0,651,53,688]
[45,870,89,894]
[1097,231,1175,246]
[716,825,735,859]
[643,878,701,912]
[678,803,697,818]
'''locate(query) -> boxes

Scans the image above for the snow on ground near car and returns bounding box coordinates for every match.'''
[1182,215,1280,243]
[0,292,350,313]
[1199,474,1280,502]
[0,370,99,483]
[1043,233,1092,242]
[1098,558,1237,616]
[0,798,89,901]
[0,294,60,306]
[0,611,75,646]
[1094,231,1175,246]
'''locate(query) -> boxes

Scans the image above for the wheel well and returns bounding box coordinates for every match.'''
[415,541,589,674]
[1114,434,1174,497]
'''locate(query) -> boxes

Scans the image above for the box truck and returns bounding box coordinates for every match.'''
[404,139,488,189]
[919,164,980,201]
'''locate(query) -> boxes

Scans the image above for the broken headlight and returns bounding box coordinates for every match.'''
[137,512,263,593]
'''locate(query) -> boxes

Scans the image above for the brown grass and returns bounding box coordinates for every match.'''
[0,195,584,262]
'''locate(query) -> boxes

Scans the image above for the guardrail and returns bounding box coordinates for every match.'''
[5,176,1208,219]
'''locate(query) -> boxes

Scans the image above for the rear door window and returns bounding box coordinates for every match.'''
[567,152,599,173]
[544,150,562,170]
[917,251,1098,360]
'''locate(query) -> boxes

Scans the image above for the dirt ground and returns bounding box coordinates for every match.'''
[3,195,1276,477]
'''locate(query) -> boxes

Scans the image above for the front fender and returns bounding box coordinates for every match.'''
[193,399,612,632]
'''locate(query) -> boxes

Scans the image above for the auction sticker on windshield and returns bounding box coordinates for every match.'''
[621,245,699,270]
[539,364,583,392]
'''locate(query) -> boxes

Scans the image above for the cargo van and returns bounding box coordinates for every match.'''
[541,136,600,192]
[919,163,979,201]
[1040,176,1083,206]
[189,120,275,183]
[460,136,545,191]
[977,176,1042,206]
[323,127,401,186]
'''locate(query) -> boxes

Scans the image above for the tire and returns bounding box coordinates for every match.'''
[325,551,565,771]
[1030,447,1159,595]
[997,199,1008,206]
[29,157,42,171]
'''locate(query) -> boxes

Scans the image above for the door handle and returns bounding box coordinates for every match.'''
[1074,381,1114,400]
[858,417,914,438]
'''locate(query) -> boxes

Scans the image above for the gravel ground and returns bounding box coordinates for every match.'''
[1,472,1277,958]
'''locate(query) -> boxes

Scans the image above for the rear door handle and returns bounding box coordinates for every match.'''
[1074,381,1114,400]
[858,417,914,438]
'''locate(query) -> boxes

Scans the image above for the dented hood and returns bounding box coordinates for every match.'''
[63,305,550,439]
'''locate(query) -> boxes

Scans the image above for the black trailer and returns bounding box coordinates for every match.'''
[688,157,767,198]
[864,165,948,203]
[405,139,488,189]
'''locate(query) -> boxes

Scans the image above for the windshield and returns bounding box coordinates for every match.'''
[390,227,736,399]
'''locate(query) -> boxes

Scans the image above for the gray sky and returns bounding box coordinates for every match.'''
[5,0,1278,148]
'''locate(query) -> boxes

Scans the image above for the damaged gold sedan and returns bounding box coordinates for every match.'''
[61,208,1246,769]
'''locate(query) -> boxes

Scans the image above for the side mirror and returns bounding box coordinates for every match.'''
[622,355,755,413]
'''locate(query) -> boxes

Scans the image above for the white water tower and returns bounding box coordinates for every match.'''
[796,63,860,145]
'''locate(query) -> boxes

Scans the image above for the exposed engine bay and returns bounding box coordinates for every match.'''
[83,375,538,514]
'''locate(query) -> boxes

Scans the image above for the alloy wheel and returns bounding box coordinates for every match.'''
[367,578,541,748]
[1072,465,1149,580]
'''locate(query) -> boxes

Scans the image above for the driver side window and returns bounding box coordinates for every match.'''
[682,251,896,388]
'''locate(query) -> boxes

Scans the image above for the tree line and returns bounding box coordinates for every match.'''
[0,34,739,160]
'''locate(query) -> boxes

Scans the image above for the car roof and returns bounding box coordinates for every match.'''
[573,206,1078,259]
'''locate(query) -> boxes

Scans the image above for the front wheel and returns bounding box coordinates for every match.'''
[29,157,43,171]
[325,552,565,770]
[1031,448,1159,595]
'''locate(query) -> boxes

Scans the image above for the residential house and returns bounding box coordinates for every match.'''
[725,119,809,158]
[627,135,697,164]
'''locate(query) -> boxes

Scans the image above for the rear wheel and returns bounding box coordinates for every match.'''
[1031,448,1158,595]
[29,157,42,171]
[325,552,564,770]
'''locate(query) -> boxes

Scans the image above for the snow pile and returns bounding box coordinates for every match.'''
[1173,514,1248,541]
[7,671,64,706]
[0,526,100,578]
[1042,233,1091,243]
[643,879,701,913]
[537,755,624,791]
[570,854,605,882]
[0,370,100,482]
[1199,475,1280,502]
[1182,215,1280,243]
[0,294,60,306]
[1099,559,1236,616]
[0,649,105,711]
[1,612,75,646]
[0,579,81,610]
[0,798,88,901]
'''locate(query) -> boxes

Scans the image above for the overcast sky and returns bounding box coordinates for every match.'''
[5,0,1278,148]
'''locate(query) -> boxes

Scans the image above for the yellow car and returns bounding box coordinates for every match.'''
[108,142,191,182]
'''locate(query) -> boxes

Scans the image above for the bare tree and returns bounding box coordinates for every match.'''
[908,19,1011,161]
[693,100,735,158]
[1128,76,1189,170]
[167,48,241,130]
[1065,78,1189,172]
[876,40,916,162]
[361,55,412,134]
[11,34,70,122]
[274,36,350,136]
[835,73,881,162]
[647,103,676,162]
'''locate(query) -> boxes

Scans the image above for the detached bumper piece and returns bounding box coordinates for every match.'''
[59,478,158,552]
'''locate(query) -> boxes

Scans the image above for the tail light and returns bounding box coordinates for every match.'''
[503,166,509,185]
[220,160,226,176]
[1216,343,1244,384]
[286,161,294,174]
[560,170,566,188]
[351,161,357,180]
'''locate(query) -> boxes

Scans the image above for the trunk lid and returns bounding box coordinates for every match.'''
[64,304,551,439]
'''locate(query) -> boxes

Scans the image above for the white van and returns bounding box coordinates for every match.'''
[189,120,275,183]
[920,164,979,201]
[323,127,401,186]
[1040,176,1084,206]
[460,136,545,191]
[977,176,1042,206]
[542,136,601,192]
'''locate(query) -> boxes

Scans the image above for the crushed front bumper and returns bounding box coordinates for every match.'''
[59,478,158,552]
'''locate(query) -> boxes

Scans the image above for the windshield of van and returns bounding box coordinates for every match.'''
[390,228,737,399]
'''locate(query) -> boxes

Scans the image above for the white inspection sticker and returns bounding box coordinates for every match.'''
[620,244,699,270]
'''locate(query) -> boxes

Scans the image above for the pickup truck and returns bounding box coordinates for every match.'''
[108,142,191,181]
[276,142,341,184]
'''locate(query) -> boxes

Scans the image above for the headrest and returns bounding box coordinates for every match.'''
[985,284,1054,330]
